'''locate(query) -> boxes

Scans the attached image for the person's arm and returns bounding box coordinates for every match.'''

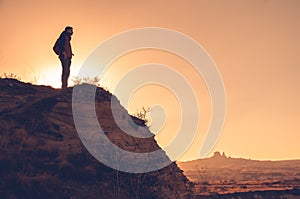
[59,34,67,59]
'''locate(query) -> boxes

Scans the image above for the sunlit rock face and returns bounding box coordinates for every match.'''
[0,78,191,199]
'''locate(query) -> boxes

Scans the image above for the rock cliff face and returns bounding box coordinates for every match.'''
[0,79,191,199]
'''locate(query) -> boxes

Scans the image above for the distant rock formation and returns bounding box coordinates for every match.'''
[0,79,191,199]
[212,151,227,159]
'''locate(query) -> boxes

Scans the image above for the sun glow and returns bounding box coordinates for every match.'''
[34,64,83,89]
[36,67,61,88]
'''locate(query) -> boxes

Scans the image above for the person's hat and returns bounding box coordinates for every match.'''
[65,26,73,31]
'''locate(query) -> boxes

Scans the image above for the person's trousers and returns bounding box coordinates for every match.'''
[60,58,71,89]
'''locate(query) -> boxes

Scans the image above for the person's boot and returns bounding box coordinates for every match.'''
[62,83,67,92]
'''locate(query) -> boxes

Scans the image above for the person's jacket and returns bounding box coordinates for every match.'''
[59,31,73,59]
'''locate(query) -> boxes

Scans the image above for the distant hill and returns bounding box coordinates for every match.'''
[0,78,191,199]
[178,151,300,182]
[194,189,300,199]
[177,152,300,197]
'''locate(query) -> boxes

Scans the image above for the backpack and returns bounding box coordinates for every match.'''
[53,37,62,55]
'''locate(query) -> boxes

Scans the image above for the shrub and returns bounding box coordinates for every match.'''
[134,106,151,125]
[2,72,22,80]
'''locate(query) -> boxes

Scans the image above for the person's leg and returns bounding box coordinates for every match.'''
[60,59,70,90]
[65,59,71,87]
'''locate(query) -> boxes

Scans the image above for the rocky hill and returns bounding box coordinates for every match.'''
[0,78,191,199]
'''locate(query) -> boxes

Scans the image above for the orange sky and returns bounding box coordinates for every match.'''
[0,0,299,161]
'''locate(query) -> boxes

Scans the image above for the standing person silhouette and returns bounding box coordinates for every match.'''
[54,26,74,90]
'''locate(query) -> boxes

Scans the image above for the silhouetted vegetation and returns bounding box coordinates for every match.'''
[1,72,22,80]
[134,106,151,125]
